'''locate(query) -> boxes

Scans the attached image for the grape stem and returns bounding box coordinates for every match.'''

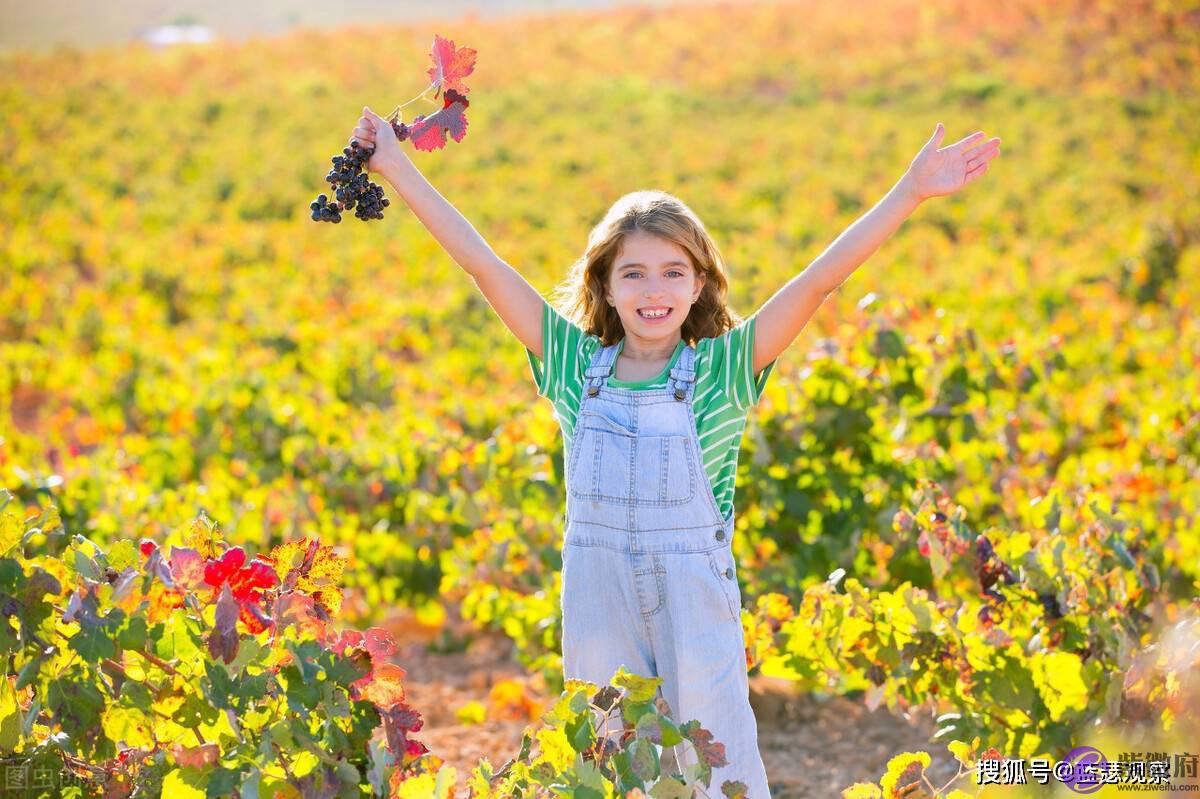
[384,82,442,123]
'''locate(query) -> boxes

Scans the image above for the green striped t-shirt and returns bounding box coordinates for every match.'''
[525,299,777,521]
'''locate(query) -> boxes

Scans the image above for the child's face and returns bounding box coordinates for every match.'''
[605,231,705,341]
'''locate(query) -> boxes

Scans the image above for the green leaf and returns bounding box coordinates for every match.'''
[207,765,247,799]
[649,775,692,799]
[15,654,44,691]
[1105,533,1137,570]
[0,669,24,751]
[117,615,149,652]
[155,613,201,662]
[0,558,21,591]
[630,737,661,783]
[611,750,638,790]
[657,715,683,748]
[106,539,139,573]
[69,622,116,663]
[171,690,220,728]
[282,664,321,711]
[204,661,237,710]
[564,710,595,753]
[636,711,663,744]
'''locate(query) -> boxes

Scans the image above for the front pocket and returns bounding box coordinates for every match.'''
[632,435,695,505]
[568,430,696,507]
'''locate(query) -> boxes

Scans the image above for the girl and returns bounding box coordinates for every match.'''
[350,106,1000,797]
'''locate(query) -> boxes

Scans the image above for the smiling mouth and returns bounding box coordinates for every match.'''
[637,307,673,319]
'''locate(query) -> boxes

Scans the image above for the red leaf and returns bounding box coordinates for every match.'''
[329,629,364,655]
[203,546,246,588]
[239,601,272,635]
[169,547,208,591]
[363,627,397,662]
[274,591,327,641]
[208,583,240,664]
[427,35,476,97]
[408,100,469,152]
[228,558,279,603]
[680,719,728,775]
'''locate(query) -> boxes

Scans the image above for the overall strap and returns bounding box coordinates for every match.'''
[584,343,619,397]
[668,345,697,401]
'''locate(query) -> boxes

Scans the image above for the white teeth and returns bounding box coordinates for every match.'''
[639,308,670,318]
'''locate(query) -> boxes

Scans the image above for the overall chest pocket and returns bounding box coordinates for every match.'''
[568,411,697,507]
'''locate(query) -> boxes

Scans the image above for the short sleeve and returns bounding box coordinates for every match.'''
[701,314,777,412]
[524,299,591,406]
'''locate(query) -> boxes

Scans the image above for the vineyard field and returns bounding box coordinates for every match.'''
[1,0,1198,796]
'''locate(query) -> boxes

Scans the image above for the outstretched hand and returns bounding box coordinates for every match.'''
[906,123,1001,202]
[350,106,404,174]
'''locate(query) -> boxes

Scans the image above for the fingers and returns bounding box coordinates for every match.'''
[951,130,988,150]
[965,139,1001,171]
[964,136,1001,159]
[350,116,376,149]
[964,160,989,185]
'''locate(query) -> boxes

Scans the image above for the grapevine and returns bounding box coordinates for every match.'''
[309,35,476,223]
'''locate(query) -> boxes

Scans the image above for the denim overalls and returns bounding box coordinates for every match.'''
[560,341,772,798]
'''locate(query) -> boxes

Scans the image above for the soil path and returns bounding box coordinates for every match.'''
[383,610,963,798]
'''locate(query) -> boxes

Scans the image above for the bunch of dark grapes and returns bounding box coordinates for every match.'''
[310,141,390,223]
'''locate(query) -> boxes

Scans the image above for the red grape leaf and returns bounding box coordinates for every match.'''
[408,96,469,152]
[208,582,240,664]
[274,591,327,641]
[427,35,476,97]
[169,546,208,592]
[363,626,397,661]
[358,662,408,708]
[678,719,728,788]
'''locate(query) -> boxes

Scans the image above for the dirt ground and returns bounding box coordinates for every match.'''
[383,609,963,798]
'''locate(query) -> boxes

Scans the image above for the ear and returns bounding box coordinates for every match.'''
[692,272,706,302]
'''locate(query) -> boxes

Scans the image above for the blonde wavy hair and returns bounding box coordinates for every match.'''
[549,190,742,346]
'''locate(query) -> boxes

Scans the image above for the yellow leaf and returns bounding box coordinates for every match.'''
[161,768,207,799]
[1031,651,1089,721]
[611,665,662,703]
[535,727,574,772]
[0,673,24,752]
[947,740,973,768]
[415,597,446,628]
[103,706,155,749]
[880,752,930,799]
[0,508,21,558]
[843,783,883,799]
[456,700,487,725]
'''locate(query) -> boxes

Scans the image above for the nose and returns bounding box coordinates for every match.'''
[643,280,666,300]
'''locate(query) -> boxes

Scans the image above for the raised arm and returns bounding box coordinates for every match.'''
[354,107,545,359]
[750,123,1001,374]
